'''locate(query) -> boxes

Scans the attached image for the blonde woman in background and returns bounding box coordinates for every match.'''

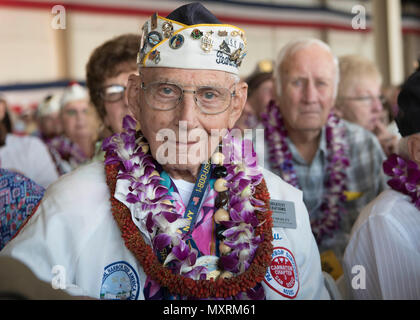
[335,54,399,156]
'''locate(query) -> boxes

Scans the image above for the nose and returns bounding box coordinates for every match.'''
[76,110,88,125]
[371,96,383,113]
[175,90,199,129]
[304,80,317,103]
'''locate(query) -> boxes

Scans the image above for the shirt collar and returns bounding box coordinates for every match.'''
[287,126,328,165]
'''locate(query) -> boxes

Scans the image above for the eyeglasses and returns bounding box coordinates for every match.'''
[338,95,387,105]
[101,85,126,102]
[140,81,236,115]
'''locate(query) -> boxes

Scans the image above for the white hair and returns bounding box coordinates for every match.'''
[273,38,340,99]
[229,73,240,84]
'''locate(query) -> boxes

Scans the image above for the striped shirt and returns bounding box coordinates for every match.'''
[259,120,387,258]
[342,189,420,299]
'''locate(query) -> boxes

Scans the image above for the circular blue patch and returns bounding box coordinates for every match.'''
[100,261,140,300]
[147,31,162,47]
[169,34,184,49]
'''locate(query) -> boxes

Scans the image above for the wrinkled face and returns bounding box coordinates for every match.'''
[102,69,137,134]
[127,67,246,172]
[336,77,383,131]
[60,99,91,140]
[277,44,337,133]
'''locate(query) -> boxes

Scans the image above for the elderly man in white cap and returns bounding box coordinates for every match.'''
[47,82,97,175]
[1,3,330,300]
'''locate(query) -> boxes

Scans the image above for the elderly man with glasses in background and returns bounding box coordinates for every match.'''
[0,3,330,300]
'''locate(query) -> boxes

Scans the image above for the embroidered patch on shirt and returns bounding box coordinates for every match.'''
[100,261,140,300]
[264,247,299,299]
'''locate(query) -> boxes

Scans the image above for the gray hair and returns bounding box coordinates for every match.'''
[273,38,340,99]
[229,73,240,84]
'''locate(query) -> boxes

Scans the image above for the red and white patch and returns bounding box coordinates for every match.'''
[264,247,299,299]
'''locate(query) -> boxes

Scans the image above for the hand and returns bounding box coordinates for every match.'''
[373,122,399,156]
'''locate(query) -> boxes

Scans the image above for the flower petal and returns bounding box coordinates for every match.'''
[153,233,171,250]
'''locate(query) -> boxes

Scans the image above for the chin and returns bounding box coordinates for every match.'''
[297,121,324,131]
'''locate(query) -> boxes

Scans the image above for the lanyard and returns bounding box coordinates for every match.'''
[155,160,213,262]
[181,160,213,235]
[181,160,213,258]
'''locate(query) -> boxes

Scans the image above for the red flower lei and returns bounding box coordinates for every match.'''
[105,162,273,299]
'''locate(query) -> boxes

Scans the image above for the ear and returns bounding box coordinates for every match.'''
[408,135,420,164]
[228,81,248,129]
[127,74,142,121]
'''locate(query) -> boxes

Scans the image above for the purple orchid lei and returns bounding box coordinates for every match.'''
[103,116,267,297]
[383,153,420,210]
[261,100,350,243]
[219,132,265,275]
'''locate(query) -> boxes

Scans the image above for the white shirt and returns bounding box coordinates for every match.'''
[342,189,420,299]
[172,178,198,206]
[1,161,329,300]
[0,134,59,188]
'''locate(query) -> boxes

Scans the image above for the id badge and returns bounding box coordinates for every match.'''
[269,199,297,229]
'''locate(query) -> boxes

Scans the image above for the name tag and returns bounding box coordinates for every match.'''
[269,199,297,229]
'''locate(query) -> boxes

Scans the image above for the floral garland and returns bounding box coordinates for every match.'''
[47,135,88,175]
[383,153,420,210]
[103,116,273,299]
[261,100,350,243]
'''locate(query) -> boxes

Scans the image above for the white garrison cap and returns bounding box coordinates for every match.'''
[137,3,247,75]
[37,94,61,117]
[60,82,88,109]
